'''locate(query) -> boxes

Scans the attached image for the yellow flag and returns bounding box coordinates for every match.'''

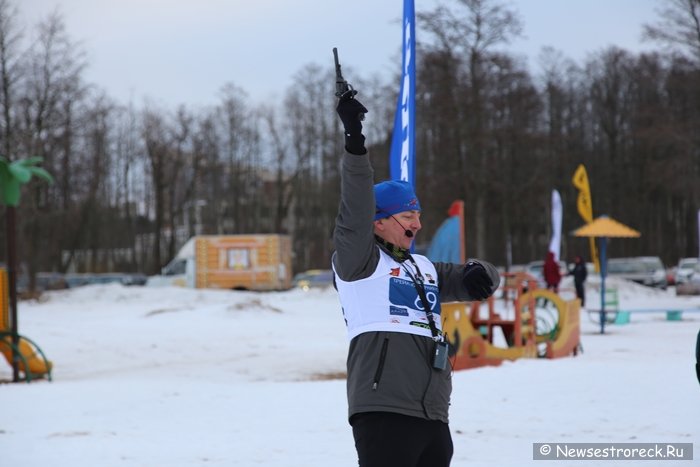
[577,191,593,223]
[573,165,592,222]
[572,164,588,190]
[572,164,600,272]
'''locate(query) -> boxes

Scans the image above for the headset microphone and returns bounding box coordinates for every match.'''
[390,215,413,238]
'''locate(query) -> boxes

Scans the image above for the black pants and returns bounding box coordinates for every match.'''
[575,282,585,307]
[351,412,453,467]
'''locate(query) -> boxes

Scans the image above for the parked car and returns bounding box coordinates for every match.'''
[65,273,148,288]
[606,256,667,289]
[17,272,68,294]
[675,257,699,285]
[676,261,700,295]
[292,269,334,291]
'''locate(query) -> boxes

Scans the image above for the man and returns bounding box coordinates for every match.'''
[571,255,588,307]
[332,92,501,467]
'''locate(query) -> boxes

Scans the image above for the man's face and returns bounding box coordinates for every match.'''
[374,210,422,250]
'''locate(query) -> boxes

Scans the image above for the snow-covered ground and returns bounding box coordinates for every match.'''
[2,277,699,466]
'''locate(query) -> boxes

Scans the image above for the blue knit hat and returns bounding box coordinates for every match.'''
[374,180,421,220]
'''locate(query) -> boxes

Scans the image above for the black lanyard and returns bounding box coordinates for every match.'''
[402,255,442,342]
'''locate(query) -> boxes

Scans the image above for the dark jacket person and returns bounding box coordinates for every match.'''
[571,255,588,307]
[332,92,500,467]
[544,251,562,292]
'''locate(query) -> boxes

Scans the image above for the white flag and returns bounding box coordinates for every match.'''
[549,189,563,261]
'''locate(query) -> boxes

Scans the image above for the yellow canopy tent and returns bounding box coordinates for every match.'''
[572,216,640,334]
[573,217,641,238]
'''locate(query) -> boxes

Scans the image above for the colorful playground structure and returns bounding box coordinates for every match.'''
[442,272,581,370]
[0,268,52,382]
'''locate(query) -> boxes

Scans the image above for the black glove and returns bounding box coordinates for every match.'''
[336,94,368,155]
[462,261,494,300]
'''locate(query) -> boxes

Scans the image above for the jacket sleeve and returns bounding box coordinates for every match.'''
[332,152,380,282]
[434,259,501,302]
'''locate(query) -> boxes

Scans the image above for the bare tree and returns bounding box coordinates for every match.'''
[164,105,195,260]
[3,0,700,279]
[217,83,262,234]
[15,10,86,285]
[643,0,700,63]
[190,111,218,237]
[112,102,144,270]
[261,105,295,234]
[0,0,21,159]
[283,64,340,270]
[418,0,523,258]
[142,107,169,270]
[586,48,637,221]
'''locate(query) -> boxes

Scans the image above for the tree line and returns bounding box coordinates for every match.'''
[0,0,699,286]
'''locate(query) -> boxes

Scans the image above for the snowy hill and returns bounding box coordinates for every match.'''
[2,282,699,466]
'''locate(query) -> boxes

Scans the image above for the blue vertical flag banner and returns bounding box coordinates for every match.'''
[389,0,416,187]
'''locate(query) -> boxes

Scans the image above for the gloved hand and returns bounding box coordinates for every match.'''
[462,261,494,300]
[336,93,367,135]
[336,94,368,155]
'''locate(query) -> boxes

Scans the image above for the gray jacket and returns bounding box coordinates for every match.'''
[332,152,500,423]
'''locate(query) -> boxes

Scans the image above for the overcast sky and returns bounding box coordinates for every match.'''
[20,0,662,108]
